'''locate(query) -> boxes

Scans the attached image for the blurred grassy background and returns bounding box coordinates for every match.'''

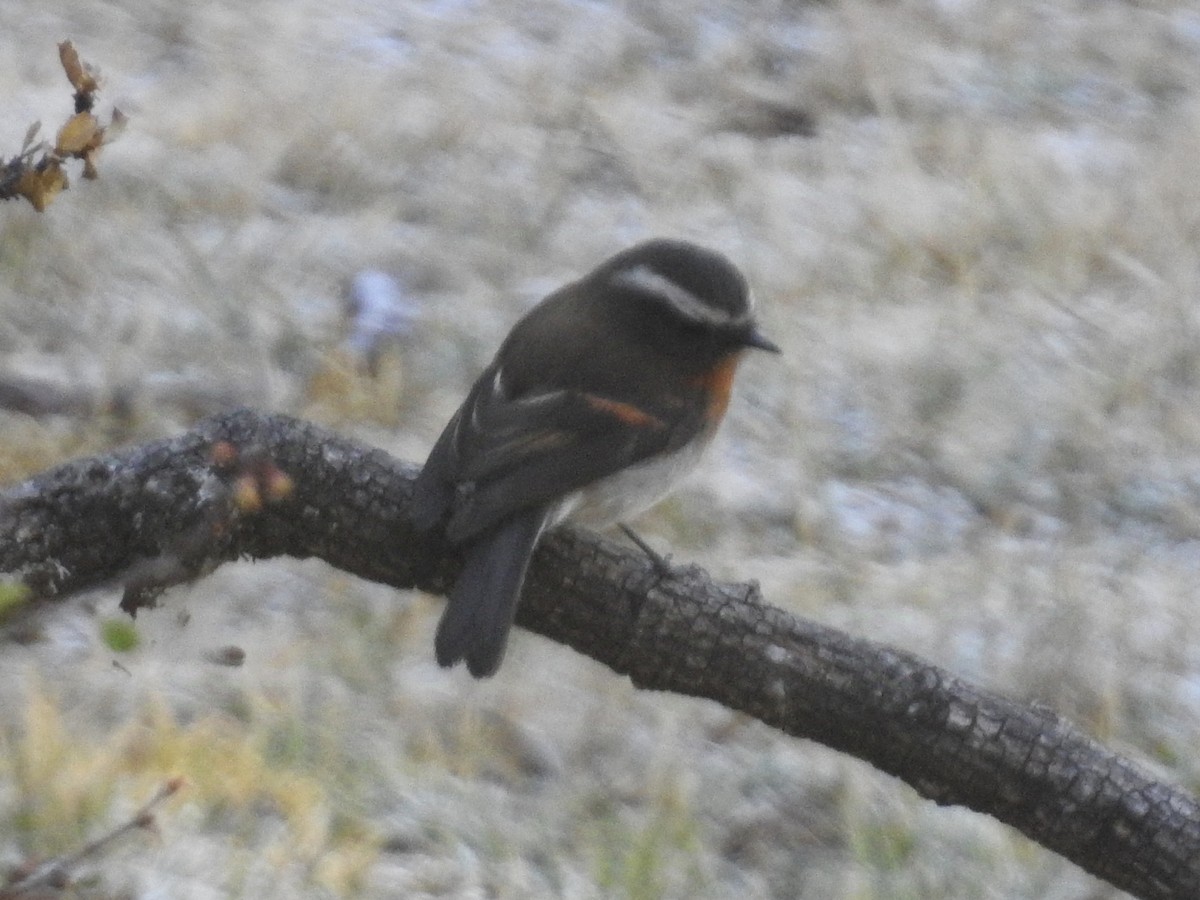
[4,0,1200,896]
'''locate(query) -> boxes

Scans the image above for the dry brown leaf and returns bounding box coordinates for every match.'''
[56,112,99,155]
[59,41,83,87]
[16,162,68,212]
[22,121,42,152]
[58,40,97,94]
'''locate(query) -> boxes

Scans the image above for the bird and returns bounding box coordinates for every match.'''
[412,238,779,677]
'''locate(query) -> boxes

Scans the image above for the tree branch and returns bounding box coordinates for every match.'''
[1,408,1197,899]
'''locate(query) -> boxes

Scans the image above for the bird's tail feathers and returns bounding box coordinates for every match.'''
[435,506,548,678]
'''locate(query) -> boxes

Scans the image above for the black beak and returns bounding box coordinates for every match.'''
[741,325,781,354]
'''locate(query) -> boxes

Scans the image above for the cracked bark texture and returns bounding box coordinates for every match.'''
[1,408,1198,900]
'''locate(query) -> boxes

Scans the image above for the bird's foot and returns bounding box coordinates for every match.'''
[618,523,676,577]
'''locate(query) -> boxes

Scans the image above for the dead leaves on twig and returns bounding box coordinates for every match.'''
[1,41,127,212]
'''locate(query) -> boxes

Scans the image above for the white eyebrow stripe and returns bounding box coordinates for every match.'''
[610,264,751,326]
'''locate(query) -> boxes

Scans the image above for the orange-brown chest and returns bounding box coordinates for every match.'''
[690,352,742,427]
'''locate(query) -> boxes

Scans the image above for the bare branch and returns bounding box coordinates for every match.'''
[0,408,1197,899]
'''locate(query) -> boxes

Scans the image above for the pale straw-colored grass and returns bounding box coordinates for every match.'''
[3,0,1200,896]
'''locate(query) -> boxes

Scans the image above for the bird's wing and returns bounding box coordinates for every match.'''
[413,364,694,544]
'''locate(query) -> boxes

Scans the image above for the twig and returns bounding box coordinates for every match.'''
[0,778,184,897]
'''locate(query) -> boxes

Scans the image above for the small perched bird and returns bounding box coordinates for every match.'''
[412,239,779,677]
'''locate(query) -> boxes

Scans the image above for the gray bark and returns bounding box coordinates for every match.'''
[1,407,1197,899]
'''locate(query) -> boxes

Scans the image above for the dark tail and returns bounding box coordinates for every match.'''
[435,506,548,678]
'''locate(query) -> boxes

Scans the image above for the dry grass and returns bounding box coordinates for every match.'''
[4,0,1200,896]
